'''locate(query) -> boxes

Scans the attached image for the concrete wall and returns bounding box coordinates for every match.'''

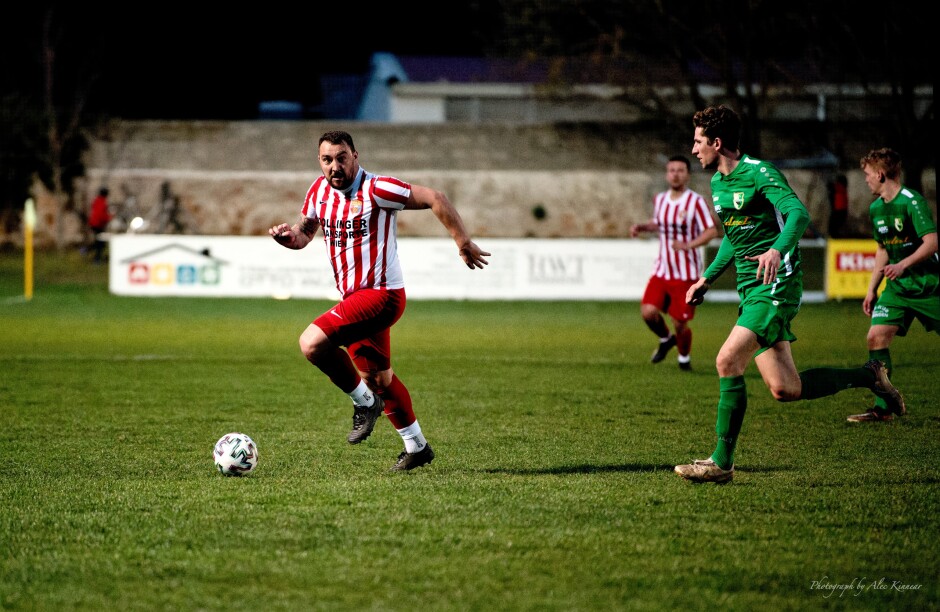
[17,120,937,247]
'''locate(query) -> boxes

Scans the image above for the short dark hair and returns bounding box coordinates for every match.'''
[667,155,691,171]
[692,105,741,150]
[319,130,356,152]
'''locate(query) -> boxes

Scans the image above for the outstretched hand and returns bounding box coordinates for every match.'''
[269,223,295,246]
[460,241,491,269]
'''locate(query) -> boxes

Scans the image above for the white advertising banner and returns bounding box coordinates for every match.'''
[109,235,668,300]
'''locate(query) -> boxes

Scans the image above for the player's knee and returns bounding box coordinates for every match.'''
[298,333,329,362]
[640,307,659,322]
[715,353,737,376]
[298,325,330,361]
[769,383,800,402]
[867,329,889,350]
[298,335,316,360]
[365,369,393,390]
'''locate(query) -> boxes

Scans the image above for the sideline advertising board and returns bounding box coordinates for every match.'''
[825,239,885,300]
[109,235,670,301]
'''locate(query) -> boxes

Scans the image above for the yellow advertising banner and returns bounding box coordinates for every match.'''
[825,239,886,300]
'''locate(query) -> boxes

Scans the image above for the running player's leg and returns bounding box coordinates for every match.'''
[305,288,405,444]
[300,321,385,444]
[677,293,794,483]
[674,325,757,483]
[355,362,432,470]
[642,277,676,363]
[860,323,900,418]
[346,291,433,470]
[299,322,362,398]
[667,279,697,370]
[710,326,761,470]
[846,287,937,420]
[796,310,905,416]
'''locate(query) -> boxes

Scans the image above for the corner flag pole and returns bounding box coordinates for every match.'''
[24,198,36,300]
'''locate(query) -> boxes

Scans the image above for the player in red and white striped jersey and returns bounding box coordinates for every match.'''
[630,155,718,370]
[270,131,490,471]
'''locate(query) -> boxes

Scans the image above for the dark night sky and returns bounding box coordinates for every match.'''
[2,3,932,122]
[1,5,491,120]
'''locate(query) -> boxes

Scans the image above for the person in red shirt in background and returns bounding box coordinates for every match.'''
[828,174,849,238]
[88,187,113,263]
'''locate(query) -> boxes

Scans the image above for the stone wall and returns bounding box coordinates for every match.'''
[15,120,937,247]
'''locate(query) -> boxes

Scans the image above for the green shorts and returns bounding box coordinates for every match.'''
[736,281,801,355]
[871,284,940,336]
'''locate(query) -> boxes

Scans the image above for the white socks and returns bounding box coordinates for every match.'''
[349,381,427,454]
[347,380,376,407]
[396,421,427,453]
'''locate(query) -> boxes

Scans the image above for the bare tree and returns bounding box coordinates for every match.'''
[0,7,101,248]
[39,7,100,248]
[477,0,934,188]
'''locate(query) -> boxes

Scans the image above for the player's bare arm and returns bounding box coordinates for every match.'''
[407,184,491,269]
[686,277,710,305]
[863,246,889,316]
[630,221,656,237]
[883,231,937,280]
[270,215,319,249]
[745,248,782,284]
[672,225,719,251]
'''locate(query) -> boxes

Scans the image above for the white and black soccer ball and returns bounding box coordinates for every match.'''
[213,432,258,476]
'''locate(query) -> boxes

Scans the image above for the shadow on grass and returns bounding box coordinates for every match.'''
[481,463,793,476]
[482,463,676,475]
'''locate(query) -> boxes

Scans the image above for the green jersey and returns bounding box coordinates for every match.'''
[703,155,810,297]
[869,186,939,297]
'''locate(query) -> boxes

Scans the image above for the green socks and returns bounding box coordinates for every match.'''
[708,352,895,469]
[710,375,747,470]
[798,365,875,399]
[870,349,892,410]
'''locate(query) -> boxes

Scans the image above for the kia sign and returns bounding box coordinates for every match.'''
[825,239,886,300]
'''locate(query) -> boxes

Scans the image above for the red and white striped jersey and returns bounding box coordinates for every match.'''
[301,168,410,297]
[649,189,715,281]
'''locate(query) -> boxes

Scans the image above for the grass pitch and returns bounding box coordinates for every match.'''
[1,250,938,611]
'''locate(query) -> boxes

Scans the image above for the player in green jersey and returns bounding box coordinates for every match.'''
[848,148,939,422]
[673,105,906,484]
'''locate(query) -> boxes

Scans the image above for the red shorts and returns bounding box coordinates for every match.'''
[313,288,406,373]
[641,276,697,322]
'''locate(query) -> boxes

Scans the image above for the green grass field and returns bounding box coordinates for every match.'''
[2,250,938,611]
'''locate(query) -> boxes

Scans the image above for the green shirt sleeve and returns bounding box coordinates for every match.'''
[908,189,938,237]
[755,163,809,255]
[704,236,735,283]
[770,194,810,255]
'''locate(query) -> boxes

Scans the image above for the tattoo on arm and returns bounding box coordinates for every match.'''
[299,216,318,236]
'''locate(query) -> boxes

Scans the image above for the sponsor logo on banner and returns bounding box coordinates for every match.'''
[120,243,227,287]
[825,239,885,299]
[835,251,876,272]
[528,254,584,284]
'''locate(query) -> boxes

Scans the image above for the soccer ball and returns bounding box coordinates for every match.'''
[213,432,258,476]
